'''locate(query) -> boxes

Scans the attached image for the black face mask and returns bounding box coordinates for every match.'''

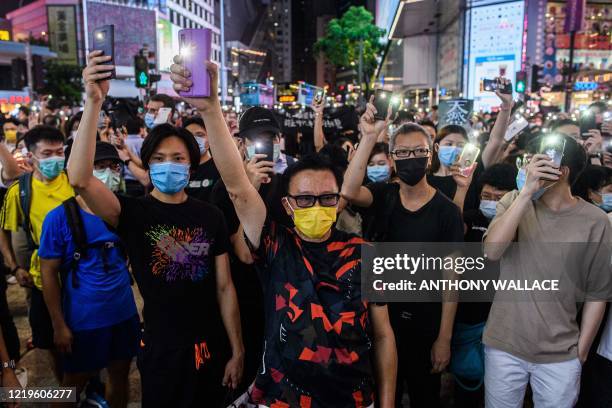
[395,157,428,186]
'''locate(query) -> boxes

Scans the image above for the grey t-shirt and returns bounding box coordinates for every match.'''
[483,190,612,364]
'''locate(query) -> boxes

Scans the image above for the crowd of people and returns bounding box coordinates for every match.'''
[0,50,608,408]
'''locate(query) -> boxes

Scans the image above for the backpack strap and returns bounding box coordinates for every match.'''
[18,172,37,251]
[62,197,86,289]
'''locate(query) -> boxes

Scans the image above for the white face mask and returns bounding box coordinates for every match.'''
[93,167,122,192]
[195,136,208,155]
[70,130,77,140]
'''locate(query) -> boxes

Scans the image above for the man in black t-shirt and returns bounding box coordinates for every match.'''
[343,99,464,408]
[170,60,398,408]
[67,53,244,407]
[183,117,221,203]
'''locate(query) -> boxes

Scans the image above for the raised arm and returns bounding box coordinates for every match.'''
[67,51,121,227]
[0,144,22,183]
[484,154,561,259]
[482,78,513,168]
[313,98,326,152]
[340,98,383,208]
[170,58,266,248]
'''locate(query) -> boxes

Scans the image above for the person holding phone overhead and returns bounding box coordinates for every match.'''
[483,134,611,408]
[342,99,463,408]
[170,56,397,408]
[67,51,244,407]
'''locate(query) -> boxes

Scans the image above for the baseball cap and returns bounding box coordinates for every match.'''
[238,106,280,139]
[94,141,122,164]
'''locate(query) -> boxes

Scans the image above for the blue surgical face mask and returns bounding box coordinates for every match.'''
[516,167,546,200]
[438,145,462,167]
[194,136,208,155]
[367,165,390,183]
[37,156,64,180]
[479,200,497,219]
[144,112,156,129]
[149,162,190,194]
[597,192,612,212]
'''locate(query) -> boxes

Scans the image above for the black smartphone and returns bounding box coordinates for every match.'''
[579,114,598,134]
[482,78,513,94]
[92,25,115,80]
[254,138,274,163]
[373,89,400,120]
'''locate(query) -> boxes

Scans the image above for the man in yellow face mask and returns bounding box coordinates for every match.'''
[169,60,398,408]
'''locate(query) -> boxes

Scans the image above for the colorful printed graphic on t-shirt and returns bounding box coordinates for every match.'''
[146,225,213,282]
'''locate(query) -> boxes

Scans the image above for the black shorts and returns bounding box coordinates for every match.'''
[29,286,54,349]
[137,333,229,407]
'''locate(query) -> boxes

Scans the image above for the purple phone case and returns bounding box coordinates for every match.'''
[179,28,211,98]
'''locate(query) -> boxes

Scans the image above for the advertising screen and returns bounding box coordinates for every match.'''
[87,1,157,67]
[466,1,525,111]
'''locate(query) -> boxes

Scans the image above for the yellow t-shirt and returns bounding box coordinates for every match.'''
[0,172,74,290]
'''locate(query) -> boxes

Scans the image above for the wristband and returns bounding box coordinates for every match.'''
[499,105,512,112]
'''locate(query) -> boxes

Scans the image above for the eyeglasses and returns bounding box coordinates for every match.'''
[391,148,431,159]
[288,193,340,208]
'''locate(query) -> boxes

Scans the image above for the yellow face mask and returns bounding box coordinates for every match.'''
[291,205,337,239]
[4,130,16,144]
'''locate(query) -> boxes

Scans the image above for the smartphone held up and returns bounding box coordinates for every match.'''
[179,28,212,98]
[92,25,116,80]
[373,90,401,121]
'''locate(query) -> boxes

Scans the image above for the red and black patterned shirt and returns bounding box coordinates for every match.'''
[247,222,375,408]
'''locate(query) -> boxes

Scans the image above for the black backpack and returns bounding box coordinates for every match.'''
[18,172,37,251]
[61,197,126,289]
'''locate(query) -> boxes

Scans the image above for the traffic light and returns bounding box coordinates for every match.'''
[530,64,544,92]
[515,71,527,93]
[134,55,149,88]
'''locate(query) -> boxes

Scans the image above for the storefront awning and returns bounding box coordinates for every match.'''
[0,41,57,58]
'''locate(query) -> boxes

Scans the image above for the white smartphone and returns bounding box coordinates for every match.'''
[154,107,172,125]
[458,143,480,177]
[504,116,528,142]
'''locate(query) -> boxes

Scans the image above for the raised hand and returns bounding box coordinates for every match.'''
[169,55,220,113]
[359,95,378,139]
[494,77,513,109]
[521,153,562,197]
[82,51,113,103]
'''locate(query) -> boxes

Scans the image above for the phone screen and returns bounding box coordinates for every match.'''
[458,144,480,176]
[373,90,400,120]
[154,108,172,125]
[314,89,325,105]
[539,135,566,168]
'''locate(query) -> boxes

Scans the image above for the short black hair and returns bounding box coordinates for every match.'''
[43,114,61,128]
[64,111,83,136]
[182,116,206,130]
[419,119,437,131]
[572,165,612,200]
[282,154,343,196]
[19,106,30,116]
[526,134,587,186]
[125,116,144,135]
[2,118,20,128]
[550,119,579,131]
[393,110,415,126]
[319,143,349,172]
[588,101,607,113]
[24,125,65,152]
[437,124,468,142]
[149,94,175,109]
[140,123,200,171]
[369,142,390,162]
[479,163,517,192]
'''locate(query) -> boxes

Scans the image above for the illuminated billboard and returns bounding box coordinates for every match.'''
[87,1,157,67]
[466,1,525,111]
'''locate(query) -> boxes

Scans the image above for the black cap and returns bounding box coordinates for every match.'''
[238,106,280,139]
[94,141,121,164]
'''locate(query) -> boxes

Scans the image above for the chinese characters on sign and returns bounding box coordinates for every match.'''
[438,99,474,128]
[47,6,78,65]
